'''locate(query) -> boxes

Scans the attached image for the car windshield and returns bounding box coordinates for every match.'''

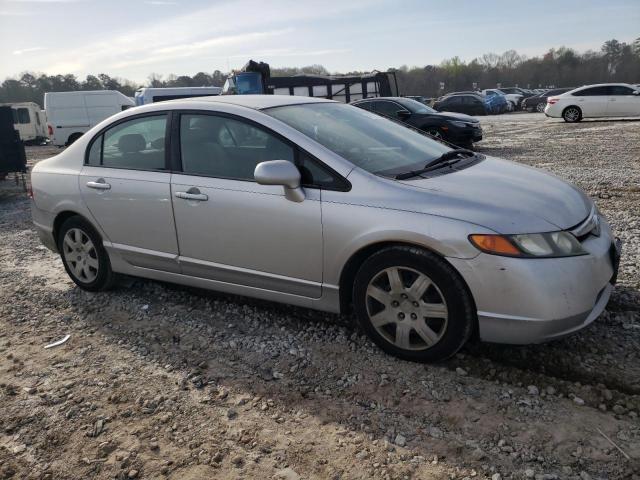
[265,103,449,177]
[397,98,437,114]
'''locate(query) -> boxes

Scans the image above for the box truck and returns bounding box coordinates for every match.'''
[134,86,222,105]
[0,102,48,144]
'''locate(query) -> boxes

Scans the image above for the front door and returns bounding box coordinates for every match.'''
[170,112,323,298]
[607,85,640,116]
[79,113,180,272]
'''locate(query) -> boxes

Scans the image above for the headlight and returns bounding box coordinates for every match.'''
[469,232,587,258]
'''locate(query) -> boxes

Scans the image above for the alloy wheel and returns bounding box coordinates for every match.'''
[564,107,580,122]
[62,228,99,283]
[365,267,448,351]
[536,102,546,113]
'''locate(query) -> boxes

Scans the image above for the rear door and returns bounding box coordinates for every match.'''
[170,112,324,297]
[79,113,180,272]
[606,85,640,116]
[571,86,610,117]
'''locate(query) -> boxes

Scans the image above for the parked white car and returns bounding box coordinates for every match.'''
[545,83,640,122]
[481,89,523,110]
[45,90,134,146]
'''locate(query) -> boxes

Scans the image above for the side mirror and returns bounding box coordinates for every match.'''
[254,160,305,202]
[633,90,640,95]
[397,110,411,120]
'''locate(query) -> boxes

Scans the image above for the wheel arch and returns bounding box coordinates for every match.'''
[52,210,100,248]
[338,240,475,314]
[562,105,582,117]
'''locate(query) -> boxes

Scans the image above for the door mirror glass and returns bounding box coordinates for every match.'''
[396,110,411,120]
[255,160,305,202]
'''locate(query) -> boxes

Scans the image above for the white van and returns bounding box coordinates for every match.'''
[44,90,135,146]
[134,86,222,105]
[0,102,48,144]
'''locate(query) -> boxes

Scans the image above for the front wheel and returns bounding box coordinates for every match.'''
[536,102,546,113]
[562,106,582,123]
[353,246,475,362]
[58,216,115,291]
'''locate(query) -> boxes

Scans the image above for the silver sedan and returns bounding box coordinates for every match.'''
[30,95,621,362]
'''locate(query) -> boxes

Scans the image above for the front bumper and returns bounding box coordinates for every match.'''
[447,125,483,144]
[447,219,621,344]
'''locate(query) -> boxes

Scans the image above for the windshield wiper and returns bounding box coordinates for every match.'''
[395,149,475,180]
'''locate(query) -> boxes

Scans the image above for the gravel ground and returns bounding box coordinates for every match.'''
[1,114,639,480]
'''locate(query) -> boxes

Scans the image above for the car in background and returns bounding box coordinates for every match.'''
[482,89,522,110]
[352,97,482,147]
[433,94,488,116]
[30,95,621,363]
[499,87,536,99]
[0,102,48,144]
[545,83,640,122]
[523,88,574,113]
[134,86,222,105]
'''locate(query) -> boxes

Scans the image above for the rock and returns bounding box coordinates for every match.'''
[12,444,26,454]
[456,367,468,376]
[525,469,535,478]
[492,474,502,480]
[579,472,592,480]
[231,455,244,467]
[274,468,301,480]
[127,470,138,479]
[546,386,557,395]
[394,434,406,447]
[573,397,585,406]
[428,426,443,439]
[527,385,539,396]
[227,408,238,420]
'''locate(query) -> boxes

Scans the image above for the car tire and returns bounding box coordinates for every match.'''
[536,102,546,113]
[57,216,115,291]
[352,246,475,363]
[562,106,582,123]
[66,132,83,146]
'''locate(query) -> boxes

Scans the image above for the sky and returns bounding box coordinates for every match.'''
[1,0,639,84]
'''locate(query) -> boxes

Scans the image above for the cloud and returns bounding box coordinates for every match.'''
[13,0,384,79]
[13,46,46,55]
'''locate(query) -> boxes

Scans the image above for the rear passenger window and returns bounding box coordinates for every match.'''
[573,87,609,96]
[179,114,294,181]
[94,115,167,170]
[608,86,635,96]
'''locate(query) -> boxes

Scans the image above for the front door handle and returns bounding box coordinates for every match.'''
[175,191,208,201]
[86,180,111,190]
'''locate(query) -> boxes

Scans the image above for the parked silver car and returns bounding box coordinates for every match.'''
[30,96,621,362]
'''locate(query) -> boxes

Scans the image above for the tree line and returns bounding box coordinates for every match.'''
[1,38,638,106]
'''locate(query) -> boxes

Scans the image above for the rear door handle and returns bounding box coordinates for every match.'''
[86,180,111,190]
[175,191,208,201]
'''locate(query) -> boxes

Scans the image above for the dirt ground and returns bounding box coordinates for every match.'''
[1,113,639,480]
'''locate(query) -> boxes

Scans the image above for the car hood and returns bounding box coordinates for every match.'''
[426,111,478,123]
[395,157,592,234]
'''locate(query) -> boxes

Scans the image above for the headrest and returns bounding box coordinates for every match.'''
[118,134,146,153]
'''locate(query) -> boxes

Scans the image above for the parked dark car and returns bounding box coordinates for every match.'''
[351,97,482,147]
[522,87,574,112]
[432,94,489,117]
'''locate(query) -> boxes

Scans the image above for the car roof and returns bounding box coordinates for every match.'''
[164,94,335,110]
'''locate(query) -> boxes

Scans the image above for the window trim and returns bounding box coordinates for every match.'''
[172,109,351,192]
[83,111,172,172]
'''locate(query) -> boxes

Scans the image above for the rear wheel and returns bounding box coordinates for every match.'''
[562,106,582,123]
[353,246,475,362]
[536,102,546,113]
[66,132,83,146]
[57,216,115,291]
